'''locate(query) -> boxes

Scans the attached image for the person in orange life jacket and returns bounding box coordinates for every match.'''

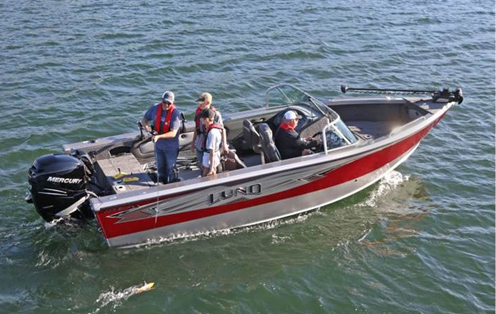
[199,108,223,176]
[191,92,228,166]
[274,110,322,160]
[141,91,182,184]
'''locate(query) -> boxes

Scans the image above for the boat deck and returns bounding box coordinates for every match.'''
[95,154,204,194]
[347,121,393,140]
[96,155,156,194]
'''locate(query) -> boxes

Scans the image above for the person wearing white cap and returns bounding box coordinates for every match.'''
[274,110,321,160]
[141,91,182,184]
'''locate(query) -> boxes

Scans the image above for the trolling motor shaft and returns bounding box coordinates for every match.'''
[340,84,463,104]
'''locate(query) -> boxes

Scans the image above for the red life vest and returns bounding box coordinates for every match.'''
[202,123,223,152]
[280,122,295,131]
[154,103,176,134]
[194,107,202,133]
[194,106,217,134]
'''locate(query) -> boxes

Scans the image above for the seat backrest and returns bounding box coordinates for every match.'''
[243,120,262,154]
[257,123,281,163]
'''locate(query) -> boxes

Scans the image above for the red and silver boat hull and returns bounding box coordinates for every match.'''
[93,109,448,247]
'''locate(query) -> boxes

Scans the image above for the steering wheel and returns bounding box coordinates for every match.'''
[309,132,323,152]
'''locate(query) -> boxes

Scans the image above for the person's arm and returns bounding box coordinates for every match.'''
[215,112,229,152]
[142,107,153,132]
[208,149,216,175]
[296,137,319,150]
[290,130,318,150]
[222,128,229,152]
[153,129,178,142]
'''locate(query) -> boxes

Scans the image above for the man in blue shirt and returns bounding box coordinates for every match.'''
[141,91,182,184]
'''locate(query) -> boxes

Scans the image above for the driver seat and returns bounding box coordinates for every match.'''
[243,120,263,155]
[257,123,281,163]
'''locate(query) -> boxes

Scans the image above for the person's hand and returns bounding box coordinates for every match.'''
[144,125,152,133]
[191,142,196,152]
[222,144,230,153]
[305,136,313,141]
[152,135,160,143]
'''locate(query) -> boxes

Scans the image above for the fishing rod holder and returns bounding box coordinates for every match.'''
[340,84,463,104]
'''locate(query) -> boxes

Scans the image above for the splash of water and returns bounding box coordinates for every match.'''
[93,283,149,313]
[123,212,318,249]
[43,217,64,229]
[359,170,410,208]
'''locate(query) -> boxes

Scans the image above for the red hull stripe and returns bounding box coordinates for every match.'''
[97,116,444,239]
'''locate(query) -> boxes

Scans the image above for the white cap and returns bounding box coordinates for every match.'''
[162,91,175,103]
[284,111,299,120]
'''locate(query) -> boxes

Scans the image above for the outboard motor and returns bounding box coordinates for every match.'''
[27,150,95,222]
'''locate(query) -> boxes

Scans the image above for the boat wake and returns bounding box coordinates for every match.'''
[43,217,65,229]
[92,283,148,313]
[123,212,315,249]
[359,170,410,208]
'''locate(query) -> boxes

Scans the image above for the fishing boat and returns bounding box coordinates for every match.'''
[26,84,463,247]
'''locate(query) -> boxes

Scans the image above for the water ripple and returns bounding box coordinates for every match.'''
[0,0,494,312]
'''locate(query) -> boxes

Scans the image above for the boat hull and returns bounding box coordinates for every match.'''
[95,110,446,247]
[104,144,418,247]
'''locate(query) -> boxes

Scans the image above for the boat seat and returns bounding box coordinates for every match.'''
[257,123,281,163]
[243,120,263,154]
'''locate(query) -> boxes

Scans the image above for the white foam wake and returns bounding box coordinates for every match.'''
[43,217,64,229]
[92,284,146,313]
[360,170,410,208]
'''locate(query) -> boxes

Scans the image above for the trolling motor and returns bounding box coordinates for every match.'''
[431,88,463,104]
[340,84,463,104]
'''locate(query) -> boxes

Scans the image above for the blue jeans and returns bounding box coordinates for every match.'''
[155,144,178,184]
[196,148,203,167]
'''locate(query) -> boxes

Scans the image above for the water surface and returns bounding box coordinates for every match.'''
[0,0,494,313]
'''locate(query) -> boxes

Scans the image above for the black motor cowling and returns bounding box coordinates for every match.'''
[28,150,94,222]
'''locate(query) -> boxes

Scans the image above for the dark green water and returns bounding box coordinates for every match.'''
[0,0,494,313]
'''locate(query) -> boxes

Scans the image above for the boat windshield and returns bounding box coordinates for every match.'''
[324,116,358,151]
[265,84,358,148]
[265,84,337,119]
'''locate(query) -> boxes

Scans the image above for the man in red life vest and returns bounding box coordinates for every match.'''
[191,92,228,167]
[274,110,321,160]
[141,91,182,184]
[199,108,223,176]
